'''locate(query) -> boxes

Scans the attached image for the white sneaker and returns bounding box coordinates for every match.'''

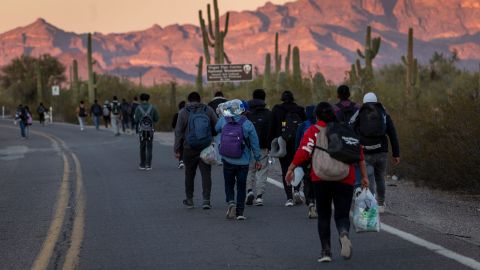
[308,203,317,219]
[293,192,303,205]
[378,204,386,214]
[226,203,236,219]
[317,251,332,263]
[236,215,247,220]
[245,191,254,205]
[254,197,263,206]
[340,234,352,260]
[285,199,294,207]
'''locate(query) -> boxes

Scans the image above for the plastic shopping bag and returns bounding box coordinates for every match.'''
[200,144,220,165]
[353,188,380,232]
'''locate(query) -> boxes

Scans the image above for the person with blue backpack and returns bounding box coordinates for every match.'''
[174,92,218,210]
[294,105,317,218]
[216,99,262,220]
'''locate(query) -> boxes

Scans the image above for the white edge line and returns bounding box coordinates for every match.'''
[266,176,480,270]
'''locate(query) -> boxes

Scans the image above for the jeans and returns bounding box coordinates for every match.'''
[365,152,388,205]
[111,114,120,135]
[314,181,353,252]
[122,115,130,132]
[78,116,85,130]
[246,149,269,196]
[139,137,153,167]
[19,121,26,138]
[223,161,249,216]
[183,147,212,201]
[92,116,100,130]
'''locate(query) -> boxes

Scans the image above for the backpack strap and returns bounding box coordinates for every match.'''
[137,105,146,115]
[144,105,152,116]
[313,125,328,153]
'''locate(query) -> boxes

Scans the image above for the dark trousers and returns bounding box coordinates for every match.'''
[39,113,45,124]
[139,138,153,167]
[302,164,315,205]
[103,116,111,128]
[223,161,249,216]
[314,181,353,251]
[279,145,300,200]
[183,147,212,201]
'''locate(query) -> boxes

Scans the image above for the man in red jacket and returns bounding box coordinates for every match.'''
[286,102,369,263]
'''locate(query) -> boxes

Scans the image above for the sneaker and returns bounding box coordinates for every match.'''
[254,197,263,206]
[236,215,247,220]
[226,203,236,219]
[317,250,332,263]
[285,199,294,207]
[293,192,303,205]
[339,233,352,260]
[178,161,185,169]
[139,166,146,170]
[245,191,254,206]
[145,166,152,171]
[202,200,211,210]
[183,198,194,209]
[308,203,318,219]
[378,203,386,214]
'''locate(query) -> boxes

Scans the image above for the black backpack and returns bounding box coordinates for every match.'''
[111,102,120,115]
[358,103,387,138]
[247,108,270,142]
[281,111,302,142]
[336,102,357,124]
[317,122,361,164]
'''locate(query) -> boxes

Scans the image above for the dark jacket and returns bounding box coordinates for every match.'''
[351,102,400,157]
[90,104,102,116]
[174,102,218,153]
[133,102,159,125]
[171,113,179,130]
[269,101,307,144]
[295,105,316,150]
[208,97,227,116]
[246,99,272,149]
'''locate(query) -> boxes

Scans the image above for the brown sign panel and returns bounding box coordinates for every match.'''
[206,64,253,82]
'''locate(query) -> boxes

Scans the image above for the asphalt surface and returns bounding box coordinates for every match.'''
[1,119,479,270]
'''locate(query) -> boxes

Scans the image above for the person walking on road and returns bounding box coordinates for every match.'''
[111,96,121,136]
[130,96,139,134]
[333,85,360,124]
[102,101,111,128]
[174,92,218,210]
[90,99,102,131]
[286,102,369,263]
[36,102,47,125]
[270,90,306,206]
[245,89,272,206]
[350,92,400,213]
[172,101,186,169]
[121,98,131,134]
[76,101,87,131]
[208,91,227,117]
[15,104,28,139]
[134,93,159,171]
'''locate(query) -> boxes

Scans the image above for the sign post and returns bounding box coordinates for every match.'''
[51,85,60,96]
[207,64,253,82]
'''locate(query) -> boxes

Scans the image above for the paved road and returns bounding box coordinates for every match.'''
[1,119,479,270]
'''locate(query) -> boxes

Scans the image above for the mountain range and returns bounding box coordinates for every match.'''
[1,0,480,85]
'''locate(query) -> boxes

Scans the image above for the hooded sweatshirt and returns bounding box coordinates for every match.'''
[246,99,272,149]
[269,101,307,145]
[174,102,218,153]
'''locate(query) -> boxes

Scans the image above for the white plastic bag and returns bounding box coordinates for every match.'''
[353,188,380,232]
[200,144,220,165]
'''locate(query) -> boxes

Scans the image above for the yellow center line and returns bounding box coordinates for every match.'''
[63,153,86,270]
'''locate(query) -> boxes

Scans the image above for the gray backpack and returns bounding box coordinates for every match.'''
[312,125,350,181]
[138,105,154,140]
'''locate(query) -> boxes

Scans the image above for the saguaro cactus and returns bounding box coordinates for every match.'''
[87,33,95,104]
[170,81,177,115]
[312,72,327,100]
[285,44,291,75]
[292,46,301,87]
[263,53,272,91]
[401,27,418,100]
[196,56,204,93]
[274,32,282,75]
[72,59,79,102]
[35,60,43,103]
[357,26,381,89]
[198,0,230,64]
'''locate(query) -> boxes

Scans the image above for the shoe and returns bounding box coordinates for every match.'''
[254,197,263,206]
[178,161,185,169]
[202,200,211,210]
[378,203,386,214]
[139,166,146,170]
[245,191,254,205]
[145,166,152,171]
[226,203,236,219]
[183,198,194,209]
[339,233,352,260]
[236,215,247,220]
[293,192,303,205]
[317,250,332,263]
[308,203,318,219]
[285,199,294,207]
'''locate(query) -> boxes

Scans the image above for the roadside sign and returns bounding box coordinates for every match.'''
[207,64,253,82]
[52,85,60,96]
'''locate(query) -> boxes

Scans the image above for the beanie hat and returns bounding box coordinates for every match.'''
[363,92,378,103]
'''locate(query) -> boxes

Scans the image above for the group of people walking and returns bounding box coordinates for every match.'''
[169,86,400,263]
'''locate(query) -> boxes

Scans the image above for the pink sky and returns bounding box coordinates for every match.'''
[0,0,292,34]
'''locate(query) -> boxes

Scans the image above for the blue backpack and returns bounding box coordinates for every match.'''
[186,106,212,150]
[219,117,247,158]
